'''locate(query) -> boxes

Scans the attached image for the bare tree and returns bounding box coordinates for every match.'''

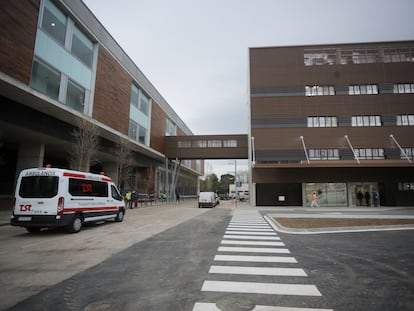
[114,137,135,188]
[68,118,100,172]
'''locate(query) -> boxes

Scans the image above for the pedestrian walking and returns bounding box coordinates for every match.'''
[373,189,380,207]
[310,191,319,208]
[357,190,363,206]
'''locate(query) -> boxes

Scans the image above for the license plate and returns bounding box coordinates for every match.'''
[18,217,32,221]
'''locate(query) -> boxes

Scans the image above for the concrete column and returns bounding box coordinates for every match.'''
[15,143,45,176]
[102,162,118,185]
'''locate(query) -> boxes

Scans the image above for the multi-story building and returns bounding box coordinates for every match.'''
[249,41,414,207]
[0,0,203,208]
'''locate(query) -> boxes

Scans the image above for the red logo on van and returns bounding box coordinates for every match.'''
[20,204,32,212]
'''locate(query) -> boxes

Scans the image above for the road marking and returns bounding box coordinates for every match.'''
[225,231,277,235]
[201,280,322,296]
[209,265,307,276]
[228,225,272,229]
[226,227,274,231]
[224,234,280,240]
[192,302,333,311]
[218,246,290,254]
[214,255,297,263]
[221,240,285,246]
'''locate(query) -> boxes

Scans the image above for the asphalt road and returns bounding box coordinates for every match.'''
[1,204,414,310]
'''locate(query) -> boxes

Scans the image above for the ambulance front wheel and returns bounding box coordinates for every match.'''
[115,209,125,222]
[67,215,83,233]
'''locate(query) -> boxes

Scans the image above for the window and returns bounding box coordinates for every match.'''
[128,119,138,140]
[130,84,150,115]
[178,141,192,148]
[19,176,59,198]
[41,0,67,45]
[30,59,61,101]
[355,148,385,160]
[393,83,414,94]
[111,185,123,201]
[349,84,378,95]
[66,79,85,112]
[351,116,381,127]
[69,178,108,197]
[304,49,336,66]
[340,49,379,64]
[305,85,335,96]
[223,140,237,147]
[307,116,338,127]
[401,148,414,160]
[138,125,147,144]
[192,140,207,148]
[207,140,222,148]
[308,149,339,160]
[166,118,177,136]
[398,182,414,191]
[383,47,414,63]
[396,115,414,126]
[71,26,94,67]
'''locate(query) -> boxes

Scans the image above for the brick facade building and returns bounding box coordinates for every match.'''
[249,41,414,207]
[0,0,202,207]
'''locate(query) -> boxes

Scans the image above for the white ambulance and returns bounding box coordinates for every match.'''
[11,167,126,233]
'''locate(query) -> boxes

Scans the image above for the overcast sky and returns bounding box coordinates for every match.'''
[82,0,414,177]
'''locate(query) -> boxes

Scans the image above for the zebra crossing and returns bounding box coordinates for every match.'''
[192,210,333,311]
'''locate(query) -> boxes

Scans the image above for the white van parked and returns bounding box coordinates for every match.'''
[11,167,126,233]
[198,192,219,208]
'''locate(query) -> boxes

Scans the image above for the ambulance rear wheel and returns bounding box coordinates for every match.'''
[67,215,83,233]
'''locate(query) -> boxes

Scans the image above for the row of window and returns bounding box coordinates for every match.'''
[304,46,414,66]
[305,83,414,96]
[177,140,238,148]
[308,148,414,160]
[307,115,414,127]
[30,0,95,112]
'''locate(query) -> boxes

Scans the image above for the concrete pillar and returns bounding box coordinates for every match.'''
[15,143,45,177]
[102,162,118,185]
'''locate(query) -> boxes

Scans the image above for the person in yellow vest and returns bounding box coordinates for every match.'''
[125,191,132,209]
[310,191,319,208]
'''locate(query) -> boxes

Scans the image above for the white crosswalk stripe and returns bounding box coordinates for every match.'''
[192,210,332,311]
[221,239,285,246]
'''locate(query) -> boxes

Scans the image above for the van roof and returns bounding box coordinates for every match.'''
[20,167,113,182]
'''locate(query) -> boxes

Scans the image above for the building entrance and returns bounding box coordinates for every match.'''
[352,183,378,207]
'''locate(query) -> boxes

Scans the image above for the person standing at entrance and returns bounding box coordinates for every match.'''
[357,190,363,206]
[310,192,319,208]
[364,191,371,207]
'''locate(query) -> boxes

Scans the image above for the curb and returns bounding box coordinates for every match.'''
[264,215,414,235]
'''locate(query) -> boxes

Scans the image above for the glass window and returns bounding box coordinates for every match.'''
[138,125,146,144]
[166,118,177,136]
[223,140,237,147]
[71,26,94,67]
[111,185,123,201]
[140,92,149,115]
[69,178,108,197]
[19,176,59,198]
[66,79,85,112]
[128,119,137,140]
[130,85,139,108]
[397,115,414,126]
[41,0,67,45]
[30,59,61,101]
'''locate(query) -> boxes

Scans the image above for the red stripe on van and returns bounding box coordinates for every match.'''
[62,206,119,213]
[101,177,112,182]
[63,172,86,179]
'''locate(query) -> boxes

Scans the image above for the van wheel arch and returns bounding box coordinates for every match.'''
[67,214,83,233]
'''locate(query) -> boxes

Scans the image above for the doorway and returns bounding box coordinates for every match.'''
[352,183,377,207]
